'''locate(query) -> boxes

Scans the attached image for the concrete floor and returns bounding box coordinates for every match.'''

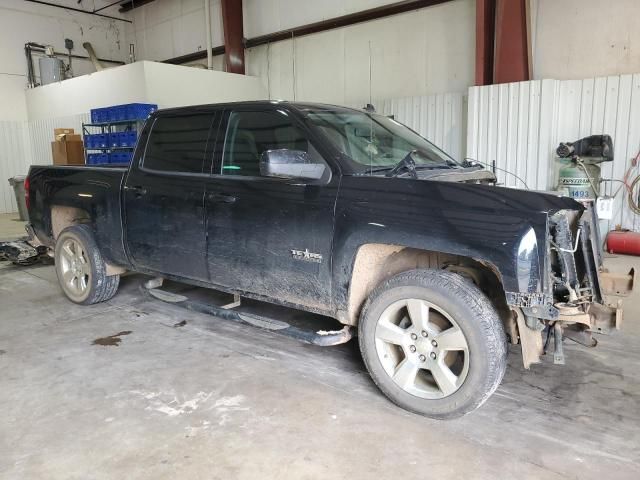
[0,212,27,241]
[1,218,640,479]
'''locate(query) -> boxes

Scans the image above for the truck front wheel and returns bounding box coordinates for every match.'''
[54,224,120,305]
[358,269,507,419]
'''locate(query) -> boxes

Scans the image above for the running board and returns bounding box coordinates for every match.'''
[142,286,354,347]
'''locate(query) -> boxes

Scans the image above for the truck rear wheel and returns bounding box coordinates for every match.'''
[54,224,120,305]
[358,269,507,419]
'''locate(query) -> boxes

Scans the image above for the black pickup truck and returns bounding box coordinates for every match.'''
[26,101,632,419]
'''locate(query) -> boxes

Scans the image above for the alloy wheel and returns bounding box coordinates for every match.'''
[374,298,470,399]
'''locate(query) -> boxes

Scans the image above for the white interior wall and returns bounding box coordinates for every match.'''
[242,0,407,38]
[25,62,148,121]
[25,61,266,121]
[245,0,475,105]
[142,61,266,107]
[531,0,640,81]
[125,0,224,64]
[123,0,475,105]
[0,0,131,214]
[0,0,129,122]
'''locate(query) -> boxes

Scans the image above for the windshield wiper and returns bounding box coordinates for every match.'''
[385,153,418,178]
[359,150,459,177]
[384,151,458,178]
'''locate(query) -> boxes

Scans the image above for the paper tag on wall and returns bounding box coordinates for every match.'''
[596,196,614,220]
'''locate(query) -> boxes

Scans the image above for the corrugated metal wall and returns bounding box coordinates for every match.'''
[28,114,89,166]
[467,75,640,232]
[376,93,466,162]
[0,121,31,214]
[0,114,88,214]
[347,93,467,161]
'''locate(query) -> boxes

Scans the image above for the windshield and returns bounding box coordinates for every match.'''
[304,108,459,173]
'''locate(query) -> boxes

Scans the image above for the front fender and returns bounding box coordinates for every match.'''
[331,177,551,317]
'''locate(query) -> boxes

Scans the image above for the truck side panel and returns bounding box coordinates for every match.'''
[331,176,578,321]
[28,165,130,268]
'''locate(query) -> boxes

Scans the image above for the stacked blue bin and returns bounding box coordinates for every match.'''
[87,153,109,165]
[109,152,133,164]
[84,133,109,149]
[85,103,156,165]
[90,103,157,123]
[108,131,137,148]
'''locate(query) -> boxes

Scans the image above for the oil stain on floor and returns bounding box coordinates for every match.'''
[92,331,132,347]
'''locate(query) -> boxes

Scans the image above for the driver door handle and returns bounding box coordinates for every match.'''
[124,185,147,197]
[207,192,236,204]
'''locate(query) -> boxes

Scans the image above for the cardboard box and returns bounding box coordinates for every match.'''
[51,127,84,165]
[55,133,82,142]
[54,128,74,138]
[51,139,85,165]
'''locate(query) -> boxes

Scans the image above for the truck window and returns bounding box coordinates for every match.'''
[221,110,315,176]
[305,109,458,173]
[143,114,214,174]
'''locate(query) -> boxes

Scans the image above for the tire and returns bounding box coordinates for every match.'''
[54,224,120,305]
[358,269,507,419]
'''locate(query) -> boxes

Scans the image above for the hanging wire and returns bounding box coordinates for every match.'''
[463,158,530,190]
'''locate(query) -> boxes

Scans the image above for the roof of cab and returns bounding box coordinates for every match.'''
[152,100,366,117]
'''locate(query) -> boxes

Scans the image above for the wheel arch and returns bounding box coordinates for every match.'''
[51,205,91,240]
[51,205,125,276]
[342,243,509,326]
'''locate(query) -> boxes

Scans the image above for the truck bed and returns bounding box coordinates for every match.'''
[28,164,130,268]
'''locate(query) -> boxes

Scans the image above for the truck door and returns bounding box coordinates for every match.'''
[204,107,339,312]
[123,112,216,281]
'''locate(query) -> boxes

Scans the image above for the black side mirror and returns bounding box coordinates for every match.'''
[259,149,327,181]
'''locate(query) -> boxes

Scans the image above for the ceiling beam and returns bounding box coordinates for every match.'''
[475,0,496,86]
[164,46,225,65]
[221,0,245,74]
[245,0,453,48]
[24,0,131,23]
[493,0,530,83]
[119,0,156,12]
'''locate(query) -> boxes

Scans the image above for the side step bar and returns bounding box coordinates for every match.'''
[142,285,354,347]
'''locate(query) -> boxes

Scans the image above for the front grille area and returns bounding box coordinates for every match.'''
[549,207,601,306]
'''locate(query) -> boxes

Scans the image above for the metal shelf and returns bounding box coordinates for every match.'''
[84,119,144,127]
[86,146,135,151]
[82,119,144,164]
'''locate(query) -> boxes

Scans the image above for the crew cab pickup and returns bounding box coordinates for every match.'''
[26,101,633,418]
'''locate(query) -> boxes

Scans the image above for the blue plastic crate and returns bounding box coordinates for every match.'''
[123,131,137,146]
[90,107,109,123]
[90,103,157,124]
[111,105,128,121]
[85,134,108,149]
[96,134,108,148]
[109,152,133,164]
[108,132,121,148]
[87,153,109,165]
[107,131,136,147]
[125,103,157,121]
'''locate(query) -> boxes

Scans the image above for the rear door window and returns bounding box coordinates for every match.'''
[143,114,215,174]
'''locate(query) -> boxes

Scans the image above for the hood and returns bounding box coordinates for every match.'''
[425,179,584,215]
[345,174,583,216]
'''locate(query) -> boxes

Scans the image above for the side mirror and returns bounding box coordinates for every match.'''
[259,149,327,181]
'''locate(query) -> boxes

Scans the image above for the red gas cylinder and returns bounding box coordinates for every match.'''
[606,230,640,255]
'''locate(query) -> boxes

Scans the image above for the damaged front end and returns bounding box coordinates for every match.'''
[511,204,634,367]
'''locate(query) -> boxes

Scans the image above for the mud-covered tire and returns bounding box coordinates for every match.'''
[54,224,120,305]
[358,269,507,419]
